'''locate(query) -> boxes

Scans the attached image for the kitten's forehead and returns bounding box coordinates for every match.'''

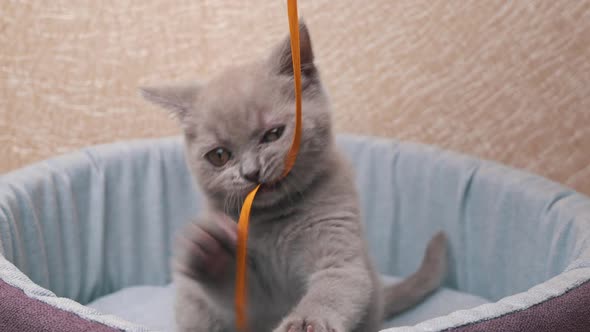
[191,63,290,144]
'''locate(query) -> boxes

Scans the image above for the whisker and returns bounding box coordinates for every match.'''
[223,193,231,216]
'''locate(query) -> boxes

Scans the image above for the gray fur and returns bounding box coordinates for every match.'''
[142,23,447,332]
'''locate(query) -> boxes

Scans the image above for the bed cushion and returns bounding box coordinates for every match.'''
[0,255,146,332]
[0,278,117,332]
[86,276,490,331]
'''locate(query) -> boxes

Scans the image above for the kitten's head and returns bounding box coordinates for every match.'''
[141,23,333,211]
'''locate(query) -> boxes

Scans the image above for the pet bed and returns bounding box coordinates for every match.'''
[1,135,589,331]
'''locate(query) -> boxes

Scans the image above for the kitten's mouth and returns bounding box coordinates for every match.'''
[255,174,287,194]
[240,174,288,197]
[258,180,281,193]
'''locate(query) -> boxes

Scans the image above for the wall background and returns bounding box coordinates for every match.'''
[1,1,589,194]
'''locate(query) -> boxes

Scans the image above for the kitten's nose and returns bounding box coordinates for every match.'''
[242,170,260,183]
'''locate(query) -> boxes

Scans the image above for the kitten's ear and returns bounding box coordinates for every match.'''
[269,21,316,78]
[139,82,201,120]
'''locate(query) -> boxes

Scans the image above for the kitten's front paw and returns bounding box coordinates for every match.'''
[174,213,237,282]
[274,316,343,332]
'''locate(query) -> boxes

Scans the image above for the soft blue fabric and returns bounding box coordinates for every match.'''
[1,134,590,331]
[86,276,489,332]
[0,138,201,304]
[337,135,590,300]
[88,284,177,331]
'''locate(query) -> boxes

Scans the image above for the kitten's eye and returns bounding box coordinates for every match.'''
[261,125,286,143]
[205,147,231,167]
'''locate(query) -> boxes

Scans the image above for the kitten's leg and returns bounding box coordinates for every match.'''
[174,275,233,332]
[273,262,376,332]
[173,213,238,332]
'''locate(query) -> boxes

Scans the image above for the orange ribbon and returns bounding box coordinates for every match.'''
[234,1,303,331]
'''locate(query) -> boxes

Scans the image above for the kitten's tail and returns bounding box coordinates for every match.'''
[383,231,449,318]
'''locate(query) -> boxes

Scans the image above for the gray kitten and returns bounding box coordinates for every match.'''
[141,23,447,332]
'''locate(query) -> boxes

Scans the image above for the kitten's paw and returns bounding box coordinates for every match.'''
[174,213,237,282]
[274,316,343,332]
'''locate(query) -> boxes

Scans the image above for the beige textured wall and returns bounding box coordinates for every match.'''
[1,1,589,194]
